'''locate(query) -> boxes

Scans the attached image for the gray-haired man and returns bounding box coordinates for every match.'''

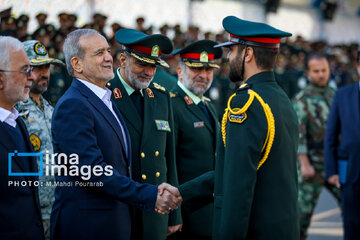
[16,40,64,240]
[0,36,44,239]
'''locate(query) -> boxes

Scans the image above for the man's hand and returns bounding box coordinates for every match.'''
[328,174,340,188]
[167,224,182,236]
[298,154,315,179]
[158,183,182,200]
[154,183,182,214]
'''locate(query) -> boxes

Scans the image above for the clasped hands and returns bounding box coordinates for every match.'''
[154,183,182,215]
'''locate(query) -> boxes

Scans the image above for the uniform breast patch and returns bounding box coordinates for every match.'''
[228,113,247,124]
[29,134,41,152]
[155,120,171,131]
[193,121,204,128]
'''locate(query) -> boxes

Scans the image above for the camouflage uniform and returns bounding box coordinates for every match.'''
[16,95,55,238]
[293,82,341,239]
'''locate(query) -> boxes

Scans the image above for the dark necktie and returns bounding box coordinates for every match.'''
[130,90,144,120]
[198,101,212,123]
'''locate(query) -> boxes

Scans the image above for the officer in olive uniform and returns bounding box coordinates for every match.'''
[15,40,64,240]
[213,16,299,239]
[169,40,222,240]
[107,29,181,240]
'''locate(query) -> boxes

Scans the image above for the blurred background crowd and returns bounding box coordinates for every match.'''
[1,0,359,118]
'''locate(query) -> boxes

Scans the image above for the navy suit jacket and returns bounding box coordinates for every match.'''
[0,118,44,240]
[51,79,158,240]
[325,83,360,184]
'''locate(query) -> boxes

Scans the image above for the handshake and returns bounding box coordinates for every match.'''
[154,183,182,215]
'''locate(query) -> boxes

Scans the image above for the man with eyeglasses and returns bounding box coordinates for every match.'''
[16,40,64,240]
[0,36,45,239]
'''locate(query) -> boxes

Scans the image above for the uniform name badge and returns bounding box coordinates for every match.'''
[155,120,171,132]
[228,112,247,124]
[193,121,204,128]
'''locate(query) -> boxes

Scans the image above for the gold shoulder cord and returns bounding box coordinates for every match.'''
[221,89,275,170]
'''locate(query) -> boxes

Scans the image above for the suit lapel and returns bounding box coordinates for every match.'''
[176,86,214,134]
[73,79,129,160]
[108,74,143,135]
[352,83,360,133]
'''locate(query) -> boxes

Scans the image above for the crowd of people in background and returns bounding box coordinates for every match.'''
[1,9,359,116]
[1,7,360,240]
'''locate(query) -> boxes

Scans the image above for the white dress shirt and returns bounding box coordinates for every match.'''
[0,107,19,128]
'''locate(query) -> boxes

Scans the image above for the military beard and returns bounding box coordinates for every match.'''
[229,54,243,83]
[125,60,152,89]
[182,74,210,97]
[30,77,49,94]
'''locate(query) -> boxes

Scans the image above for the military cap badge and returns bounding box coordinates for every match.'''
[34,42,47,56]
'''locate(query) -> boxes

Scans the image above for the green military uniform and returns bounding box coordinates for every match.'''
[212,16,299,239]
[169,40,222,239]
[16,95,55,219]
[171,83,217,238]
[292,82,341,239]
[17,40,64,240]
[108,29,181,240]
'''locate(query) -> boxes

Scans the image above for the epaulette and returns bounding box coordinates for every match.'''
[152,82,166,92]
[203,96,211,102]
[236,83,251,92]
[106,82,113,89]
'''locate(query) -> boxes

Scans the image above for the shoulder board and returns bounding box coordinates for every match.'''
[236,83,251,92]
[152,82,166,92]
[106,81,113,90]
[203,96,211,102]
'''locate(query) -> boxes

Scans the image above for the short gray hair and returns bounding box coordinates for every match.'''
[0,36,25,70]
[63,29,100,76]
[178,60,186,72]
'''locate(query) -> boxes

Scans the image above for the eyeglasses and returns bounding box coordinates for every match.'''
[0,67,33,77]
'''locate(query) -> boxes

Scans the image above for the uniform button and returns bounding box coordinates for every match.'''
[141,152,145,158]
[155,151,159,157]
[155,172,160,178]
[142,174,147,180]
[107,82,111,86]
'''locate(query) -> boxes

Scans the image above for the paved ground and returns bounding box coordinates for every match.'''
[307,188,343,240]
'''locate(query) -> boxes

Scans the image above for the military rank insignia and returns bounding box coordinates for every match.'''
[228,112,247,124]
[146,88,154,98]
[113,88,122,99]
[184,96,193,105]
[155,120,171,132]
[193,121,204,128]
[29,134,41,152]
[19,109,29,119]
[34,42,47,56]
[153,82,165,91]
[169,92,176,98]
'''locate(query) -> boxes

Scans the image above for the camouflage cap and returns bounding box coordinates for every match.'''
[23,40,65,66]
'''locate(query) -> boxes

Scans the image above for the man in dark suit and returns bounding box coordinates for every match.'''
[0,36,44,240]
[106,28,181,240]
[212,16,299,239]
[51,29,181,240]
[325,82,360,240]
[169,40,222,240]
